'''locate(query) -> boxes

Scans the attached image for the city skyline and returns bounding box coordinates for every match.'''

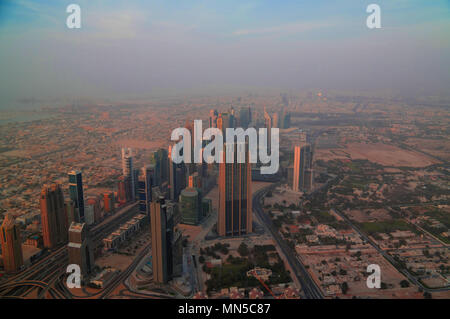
[0,0,449,304]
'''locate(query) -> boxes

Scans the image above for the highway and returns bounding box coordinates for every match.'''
[0,202,141,299]
[252,185,324,299]
[99,243,151,299]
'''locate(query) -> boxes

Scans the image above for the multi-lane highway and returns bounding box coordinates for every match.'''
[0,202,141,299]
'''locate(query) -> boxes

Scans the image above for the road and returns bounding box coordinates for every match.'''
[0,202,141,298]
[252,185,324,299]
[331,208,450,293]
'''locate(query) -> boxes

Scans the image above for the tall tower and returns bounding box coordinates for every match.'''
[67,222,94,280]
[0,214,23,273]
[40,184,68,249]
[68,171,85,223]
[150,197,174,284]
[218,142,252,237]
[264,107,272,151]
[138,166,153,218]
[103,192,114,214]
[292,144,313,192]
[209,109,218,128]
[168,145,186,202]
[292,146,301,192]
[122,148,135,201]
[152,149,169,186]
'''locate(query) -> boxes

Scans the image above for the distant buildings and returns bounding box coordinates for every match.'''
[217,112,235,134]
[218,142,252,237]
[68,171,85,223]
[40,184,68,249]
[209,109,218,128]
[0,214,23,273]
[67,222,94,279]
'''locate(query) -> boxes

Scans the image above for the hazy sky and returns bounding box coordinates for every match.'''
[0,0,449,106]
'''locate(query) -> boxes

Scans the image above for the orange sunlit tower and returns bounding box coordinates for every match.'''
[218,142,252,237]
[292,144,313,192]
[0,214,23,273]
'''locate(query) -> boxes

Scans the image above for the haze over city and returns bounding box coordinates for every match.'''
[1,0,450,107]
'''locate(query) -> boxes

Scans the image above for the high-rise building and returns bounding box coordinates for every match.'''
[67,222,94,279]
[117,175,131,205]
[68,171,85,223]
[168,146,186,202]
[40,184,68,249]
[209,109,218,128]
[180,187,201,225]
[238,107,251,129]
[292,144,313,192]
[0,214,23,273]
[65,199,77,227]
[85,197,101,225]
[217,112,234,134]
[121,148,135,201]
[218,142,252,237]
[150,197,174,283]
[138,167,153,217]
[263,108,272,151]
[103,192,114,214]
[152,148,169,186]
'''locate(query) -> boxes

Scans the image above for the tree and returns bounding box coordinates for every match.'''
[238,242,249,257]
[400,280,410,288]
[341,282,349,294]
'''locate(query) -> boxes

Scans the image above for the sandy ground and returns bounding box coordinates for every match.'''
[316,142,440,167]
[404,138,450,161]
[345,208,392,223]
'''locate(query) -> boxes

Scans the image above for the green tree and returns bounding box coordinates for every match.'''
[238,242,249,256]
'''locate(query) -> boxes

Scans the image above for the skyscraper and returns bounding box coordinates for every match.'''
[138,166,153,217]
[117,175,131,205]
[103,192,114,214]
[40,184,68,249]
[264,107,272,151]
[68,171,85,223]
[218,142,252,237]
[67,222,94,280]
[292,144,313,192]
[0,214,23,273]
[217,112,234,134]
[121,148,135,201]
[180,187,201,225]
[209,109,218,128]
[168,145,186,202]
[150,197,174,284]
